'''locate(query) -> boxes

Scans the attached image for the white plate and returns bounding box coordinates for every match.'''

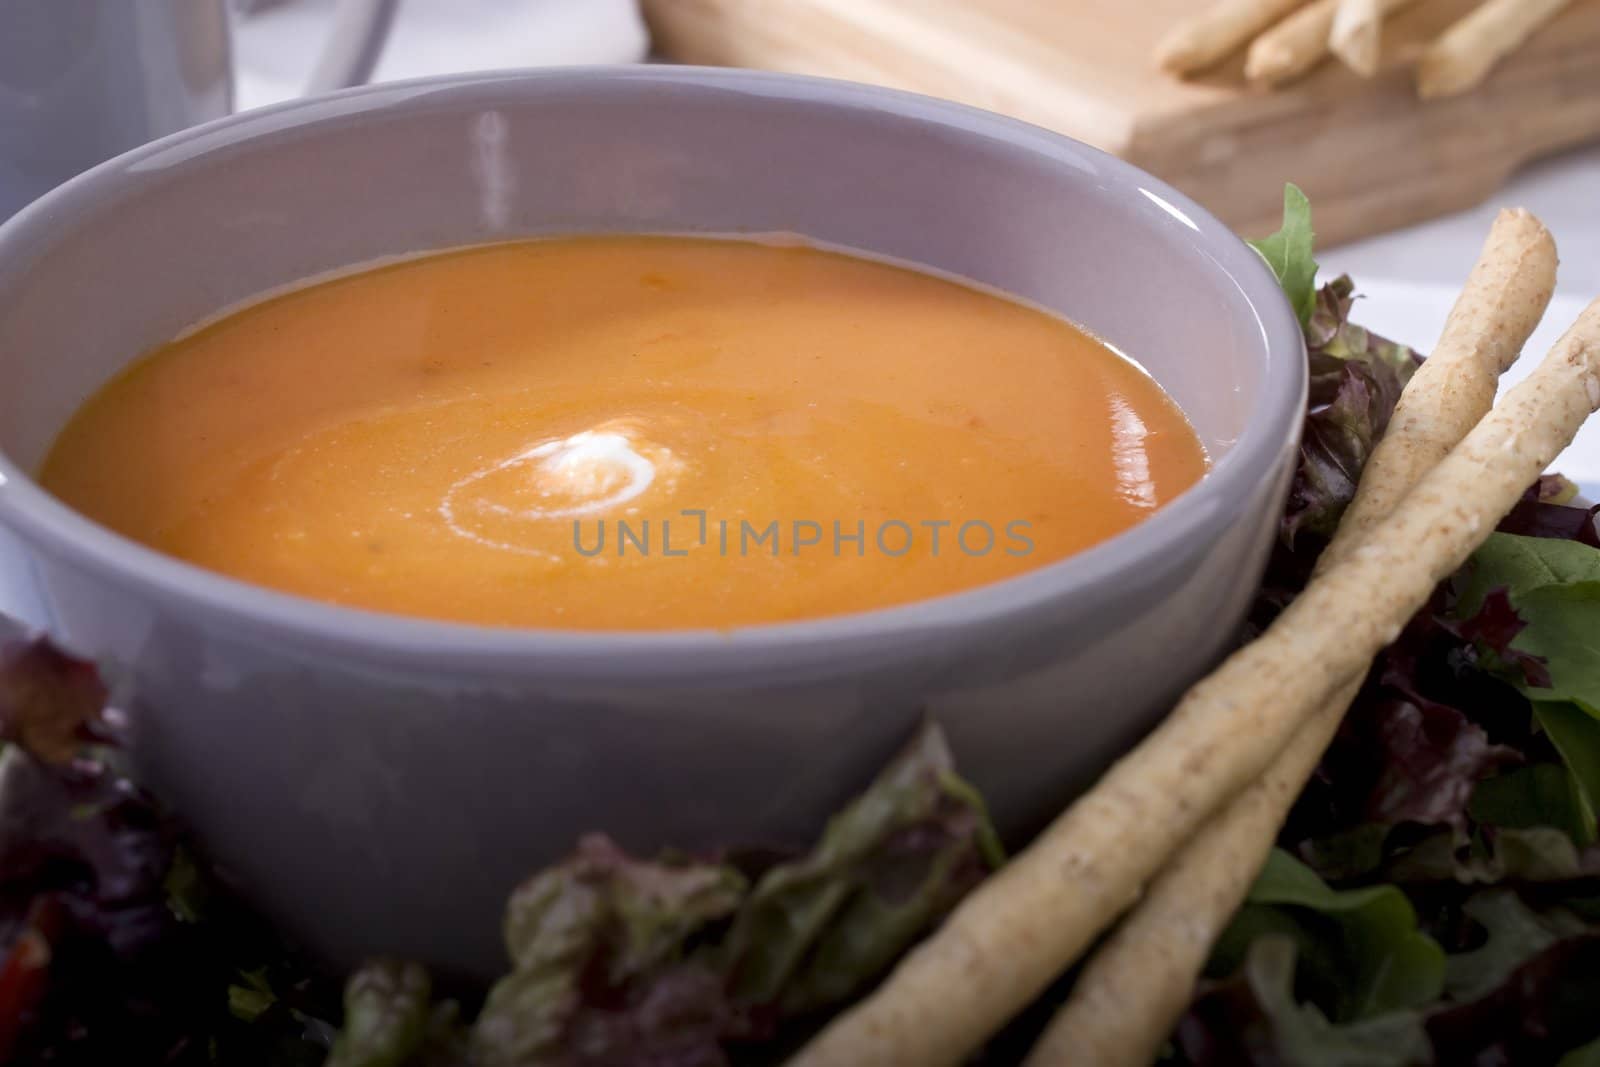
[3,282,1594,626]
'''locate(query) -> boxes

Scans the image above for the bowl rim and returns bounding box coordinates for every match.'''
[0,64,1307,670]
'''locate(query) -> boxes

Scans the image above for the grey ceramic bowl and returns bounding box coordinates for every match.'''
[0,67,1305,978]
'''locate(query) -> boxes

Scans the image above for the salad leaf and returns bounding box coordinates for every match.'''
[328,961,460,1067]
[0,636,109,765]
[1182,921,1600,1067]
[470,836,745,1067]
[1442,890,1586,1001]
[1350,697,1519,834]
[1387,824,1600,886]
[0,748,173,914]
[1176,936,1431,1067]
[1427,928,1600,1065]
[1220,484,1600,1067]
[0,640,342,1067]
[461,721,1000,1066]
[1470,763,1596,846]
[1448,535,1600,823]
[1249,184,1319,327]
[1286,597,1526,851]
[1296,824,1392,883]
[1441,587,1553,689]
[1281,277,1420,545]
[1541,473,1583,507]
[1531,702,1600,843]
[1210,851,1443,1022]
[1460,533,1600,611]
[1564,1038,1600,1067]
[1505,586,1600,710]
[229,969,277,1023]
[1498,476,1600,546]
[718,721,1002,1015]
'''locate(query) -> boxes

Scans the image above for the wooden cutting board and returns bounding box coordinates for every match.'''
[642,0,1600,245]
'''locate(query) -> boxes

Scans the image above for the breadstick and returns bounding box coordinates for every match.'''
[1023,210,1557,1067]
[787,293,1600,1067]
[1418,0,1573,99]
[1247,0,1414,86]
[1330,0,1423,77]
[1155,0,1309,75]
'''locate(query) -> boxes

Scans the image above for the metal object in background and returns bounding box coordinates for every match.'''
[0,0,396,220]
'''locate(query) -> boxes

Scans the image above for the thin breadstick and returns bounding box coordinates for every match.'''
[787,296,1600,1067]
[1247,0,1342,84]
[1330,0,1423,77]
[1023,210,1558,1067]
[1418,0,1573,99]
[1155,0,1309,75]
[1247,0,1415,86]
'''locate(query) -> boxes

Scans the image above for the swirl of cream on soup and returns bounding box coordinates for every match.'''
[440,420,678,556]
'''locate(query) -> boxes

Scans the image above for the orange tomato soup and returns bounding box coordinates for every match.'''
[40,237,1207,629]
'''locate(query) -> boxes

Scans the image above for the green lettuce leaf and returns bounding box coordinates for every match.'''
[1532,702,1600,843]
[1249,184,1318,327]
[1461,533,1600,613]
[1177,936,1431,1067]
[1470,763,1596,846]
[327,961,458,1067]
[454,721,999,1066]
[1185,886,1600,1066]
[1508,587,1600,710]
[718,721,1002,1015]
[1449,535,1600,831]
[1426,927,1600,1064]
[1563,1037,1600,1067]
[1443,891,1587,1002]
[1210,850,1444,1022]
[469,836,745,1067]
[1388,825,1600,885]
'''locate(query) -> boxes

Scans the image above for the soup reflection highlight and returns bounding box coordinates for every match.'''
[40,237,1208,629]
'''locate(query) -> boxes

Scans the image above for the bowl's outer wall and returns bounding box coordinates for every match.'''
[0,69,1303,977]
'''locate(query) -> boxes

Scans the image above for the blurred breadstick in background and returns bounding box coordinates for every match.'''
[1247,0,1342,83]
[1330,0,1422,76]
[1155,0,1308,74]
[1418,0,1574,99]
[1248,0,1415,85]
